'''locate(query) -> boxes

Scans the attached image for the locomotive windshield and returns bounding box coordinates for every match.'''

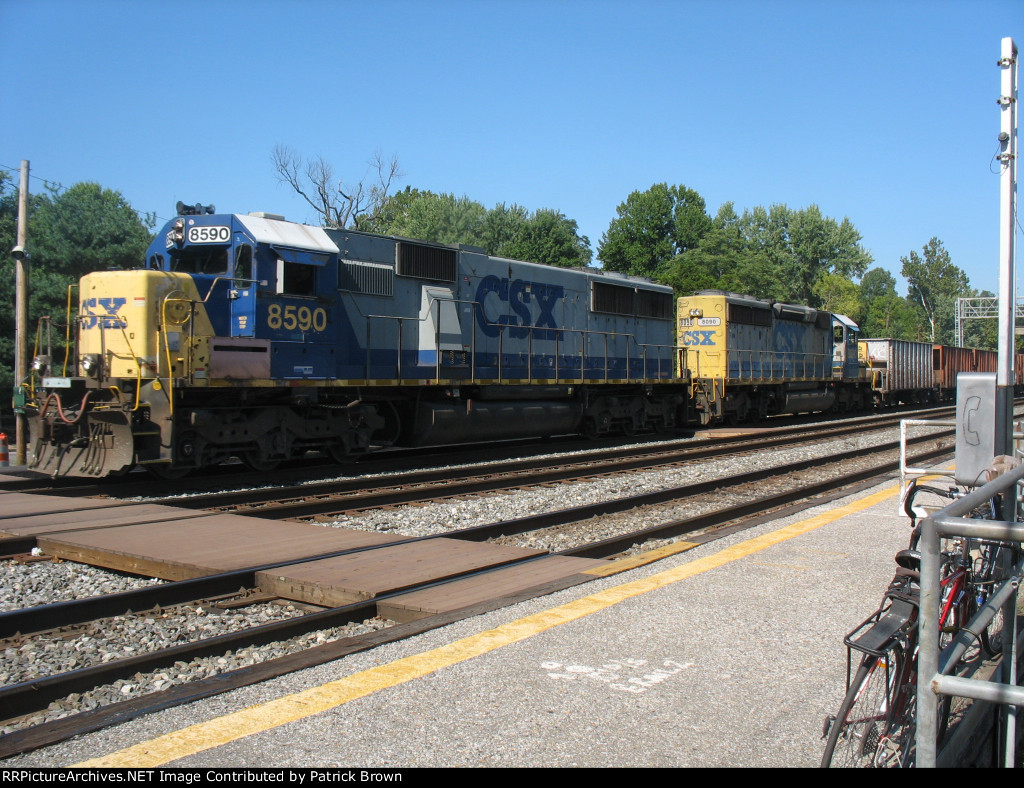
[171,246,230,275]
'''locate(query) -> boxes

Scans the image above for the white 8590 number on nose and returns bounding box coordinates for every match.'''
[187,226,231,244]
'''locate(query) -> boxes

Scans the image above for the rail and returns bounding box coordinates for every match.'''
[916,464,1024,768]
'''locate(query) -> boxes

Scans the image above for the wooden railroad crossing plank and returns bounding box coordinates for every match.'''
[377,555,606,623]
[0,503,219,536]
[36,516,404,582]
[0,492,130,519]
[257,539,544,608]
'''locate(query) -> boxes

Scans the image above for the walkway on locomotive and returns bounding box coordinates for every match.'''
[143,212,682,387]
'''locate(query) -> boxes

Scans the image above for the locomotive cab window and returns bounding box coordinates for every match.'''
[274,247,330,296]
[278,261,316,296]
[172,247,229,275]
[234,245,253,283]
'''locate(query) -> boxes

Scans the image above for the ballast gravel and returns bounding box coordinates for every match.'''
[0,422,945,737]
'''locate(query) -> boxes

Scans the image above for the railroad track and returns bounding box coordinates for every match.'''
[0,423,954,757]
[5,404,958,499]
[136,409,955,518]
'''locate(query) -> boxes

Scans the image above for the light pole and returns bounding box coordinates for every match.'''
[13,160,29,465]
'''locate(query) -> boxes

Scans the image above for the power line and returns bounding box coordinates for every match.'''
[0,162,165,224]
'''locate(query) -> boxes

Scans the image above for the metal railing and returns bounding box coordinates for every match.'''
[726,350,830,382]
[916,465,1024,768]
[366,298,682,385]
[897,418,958,516]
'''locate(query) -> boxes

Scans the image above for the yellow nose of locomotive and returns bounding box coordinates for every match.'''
[78,269,213,380]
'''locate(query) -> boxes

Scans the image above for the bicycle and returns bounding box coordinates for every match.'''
[903,480,1012,659]
[820,554,921,767]
[820,480,990,767]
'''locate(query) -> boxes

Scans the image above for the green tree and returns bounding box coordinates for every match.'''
[481,202,529,254]
[498,208,591,268]
[960,290,999,350]
[734,204,872,306]
[0,178,154,400]
[367,188,592,267]
[900,237,970,343]
[658,202,872,306]
[660,202,744,295]
[361,189,488,247]
[859,267,909,338]
[597,183,712,278]
[813,273,863,323]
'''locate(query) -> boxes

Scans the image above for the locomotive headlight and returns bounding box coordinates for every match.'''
[32,354,51,372]
[81,353,101,378]
[689,309,703,318]
[169,218,185,247]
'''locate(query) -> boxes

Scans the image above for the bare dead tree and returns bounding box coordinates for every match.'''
[271,145,403,228]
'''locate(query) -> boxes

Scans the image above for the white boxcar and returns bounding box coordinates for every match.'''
[858,338,937,404]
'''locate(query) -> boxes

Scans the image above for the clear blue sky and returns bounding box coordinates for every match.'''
[1,0,1019,296]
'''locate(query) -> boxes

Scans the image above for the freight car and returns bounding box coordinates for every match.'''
[859,340,1002,405]
[677,290,871,425]
[24,206,688,477]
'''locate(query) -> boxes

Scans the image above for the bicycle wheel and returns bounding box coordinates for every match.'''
[982,604,1005,657]
[975,542,1013,657]
[821,646,909,768]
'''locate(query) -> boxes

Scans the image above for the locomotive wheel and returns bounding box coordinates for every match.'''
[241,451,281,472]
[327,443,351,463]
[147,463,191,480]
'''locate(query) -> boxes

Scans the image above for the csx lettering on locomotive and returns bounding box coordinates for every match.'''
[80,297,128,329]
[475,275,563,340]
[679,330,716,346]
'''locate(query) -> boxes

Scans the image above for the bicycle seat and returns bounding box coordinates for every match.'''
[895,549,921,571]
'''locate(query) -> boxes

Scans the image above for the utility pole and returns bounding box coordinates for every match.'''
[13,160,30,465]
[996,38,1018,457]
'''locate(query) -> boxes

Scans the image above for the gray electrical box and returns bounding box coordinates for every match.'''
[955,372,996,488]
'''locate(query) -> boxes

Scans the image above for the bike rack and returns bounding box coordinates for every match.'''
[898,418,958,516]
[917,463,1024,768]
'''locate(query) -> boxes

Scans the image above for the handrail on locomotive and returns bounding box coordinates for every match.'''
[365,301,682,386]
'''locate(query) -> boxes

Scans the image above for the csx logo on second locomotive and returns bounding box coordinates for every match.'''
[80,297,128,329]
[679,330,717,346]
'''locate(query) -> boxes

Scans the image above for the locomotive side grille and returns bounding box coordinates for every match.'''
[728,303,772,327]
[637,289,673,320]
[592,281,636,316]
[339,261,395,297]
[396,242,457,283]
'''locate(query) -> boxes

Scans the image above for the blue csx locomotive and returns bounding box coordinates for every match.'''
[26,205,688,477]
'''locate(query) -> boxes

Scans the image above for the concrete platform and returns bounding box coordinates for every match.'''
[3,478,935,768]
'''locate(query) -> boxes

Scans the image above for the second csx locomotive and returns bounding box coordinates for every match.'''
[27,206,687,477]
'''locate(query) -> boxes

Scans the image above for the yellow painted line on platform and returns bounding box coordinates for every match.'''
[582,540,701,576]
[75,484,898,768]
